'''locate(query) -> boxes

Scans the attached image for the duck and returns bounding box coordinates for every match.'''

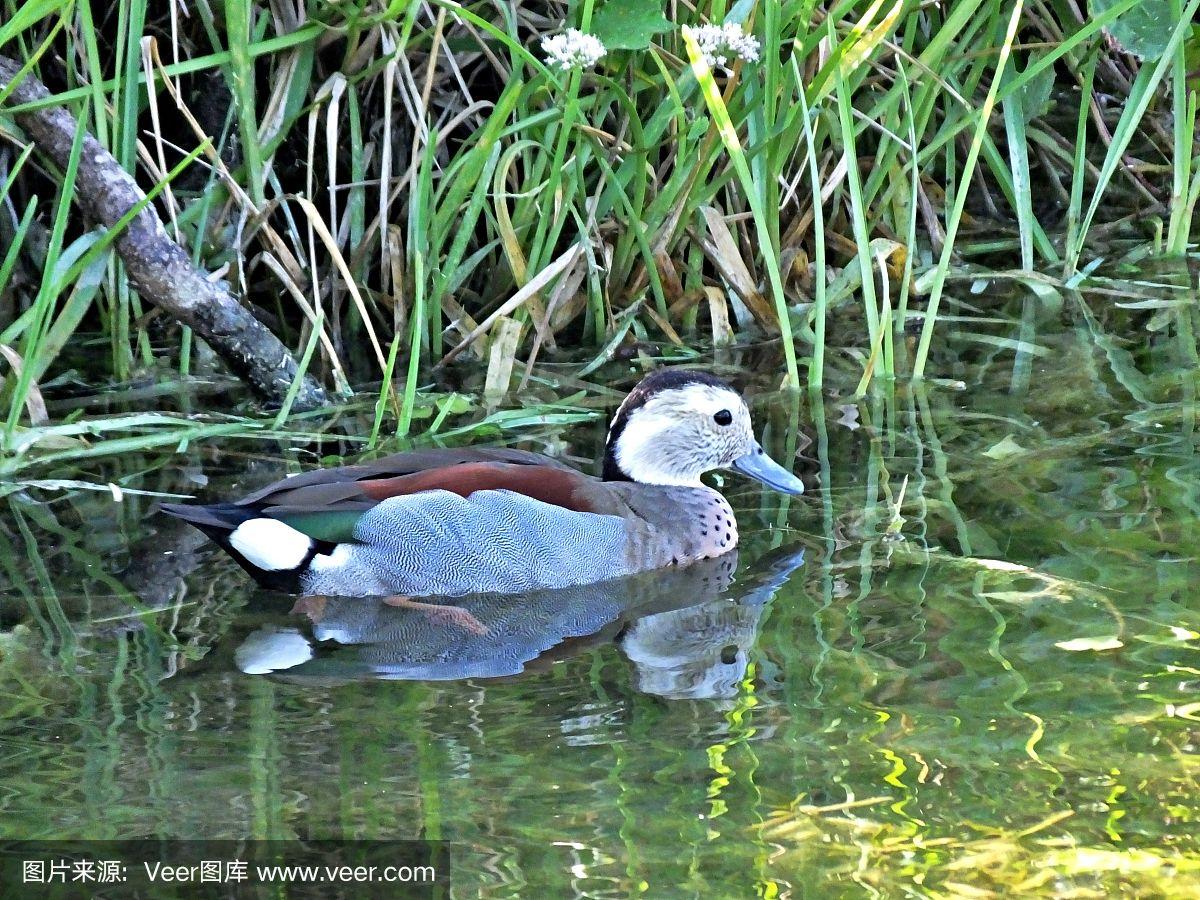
[161,368,804,599]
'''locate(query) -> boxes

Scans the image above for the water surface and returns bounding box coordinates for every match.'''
[1,313,1198,896]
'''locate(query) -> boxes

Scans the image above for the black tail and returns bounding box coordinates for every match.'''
[159,502,307,592]
[160,501,257,534]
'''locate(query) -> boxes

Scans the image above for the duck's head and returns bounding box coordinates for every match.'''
[602,369,805,494]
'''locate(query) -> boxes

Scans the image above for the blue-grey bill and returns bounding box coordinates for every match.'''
[731,445,805,495]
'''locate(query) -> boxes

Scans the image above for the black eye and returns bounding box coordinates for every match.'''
[713,409,733,426]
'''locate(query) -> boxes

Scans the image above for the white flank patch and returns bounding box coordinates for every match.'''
[228,517,313,571]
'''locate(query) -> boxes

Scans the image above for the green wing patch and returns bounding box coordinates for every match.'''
[275,509,364,544]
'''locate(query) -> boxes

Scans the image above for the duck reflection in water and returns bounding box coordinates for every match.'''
[234,545,805,700]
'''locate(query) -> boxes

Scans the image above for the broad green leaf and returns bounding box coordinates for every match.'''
[592,0,670,50]
[1091,0,1175,60]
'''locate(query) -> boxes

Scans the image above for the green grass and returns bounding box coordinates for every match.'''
[1,0,1198,455]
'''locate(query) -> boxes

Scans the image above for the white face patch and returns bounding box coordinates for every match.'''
[613,383,755,486]
[228,517,314,571]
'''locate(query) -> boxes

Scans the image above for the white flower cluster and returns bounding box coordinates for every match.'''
[539,22,761,74]
[541,28,608,71]
[682,23,761,71]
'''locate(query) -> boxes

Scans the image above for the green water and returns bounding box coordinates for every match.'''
[1,315,1198,896]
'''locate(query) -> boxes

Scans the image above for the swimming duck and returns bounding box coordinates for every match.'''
[161,369,804,598]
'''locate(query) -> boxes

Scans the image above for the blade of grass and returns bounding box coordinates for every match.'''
[913,1,1023,380]
[835,48,881,354]
[683,28,799,389]
[1002,77,1035,271]
[226,0,266,207]
[4,106,87,445]
[797,73,827,391]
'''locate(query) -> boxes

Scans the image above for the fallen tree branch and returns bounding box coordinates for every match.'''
[0,56,329,411]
